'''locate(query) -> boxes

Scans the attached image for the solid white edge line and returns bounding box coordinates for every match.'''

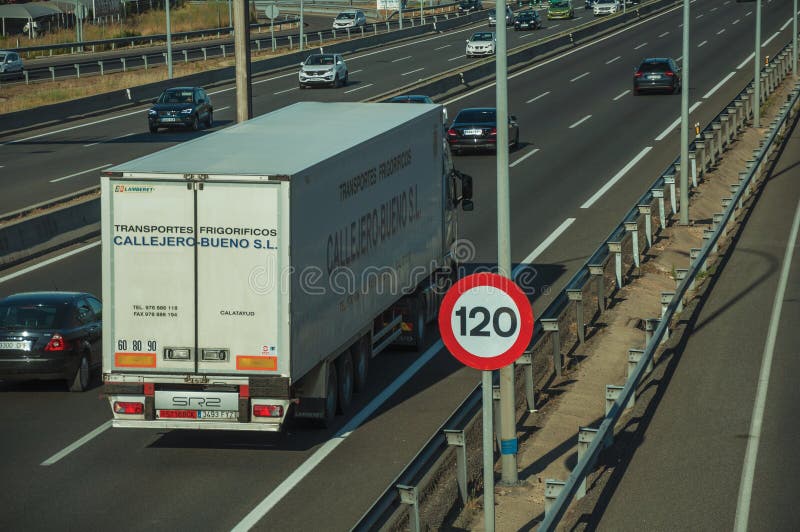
[3,108,146,146]
[402,67,425,76]
[655,102,701,141]
[734,196,800,532]
[50,163,111,183]
[512,218,576,275]
[41,420,112,466]
[509,147,540,167]
[231,339,445,532]
[0,241,100,285]
[613,89,630,101]
[703,71,736,99]
[526,91,550,103]
[581,147,652,209]
[780,17,792,31]
[569,115,592,129]
[738,52,755,70]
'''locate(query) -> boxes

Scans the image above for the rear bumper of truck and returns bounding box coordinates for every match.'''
[111,419,283,431]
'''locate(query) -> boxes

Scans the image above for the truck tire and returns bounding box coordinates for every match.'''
[413,294,427,350]
[316,363,338,429]
[351,338,369,393]
[335,352,354,414]
[68,353,90,392]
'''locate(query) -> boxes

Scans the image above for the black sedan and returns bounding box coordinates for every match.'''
[0,292,102,392]
[633,57,682,95]
[447,108,519,154]
[514,10,542,30]
[148,86,213,133]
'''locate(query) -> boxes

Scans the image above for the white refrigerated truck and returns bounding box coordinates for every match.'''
[101,102,473,431]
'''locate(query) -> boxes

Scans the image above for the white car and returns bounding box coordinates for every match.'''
[333,10,367,29]
[0,50,24,80]
[593,0,621,15]
[298,53,349,88]
[465,31,496,57]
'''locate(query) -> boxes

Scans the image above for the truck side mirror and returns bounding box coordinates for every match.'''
[462,199,474,212]
[460,173,473,204]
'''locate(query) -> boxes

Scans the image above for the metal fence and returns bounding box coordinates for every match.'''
[353,38,798,532]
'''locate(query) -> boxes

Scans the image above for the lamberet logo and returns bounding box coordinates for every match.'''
[114,184,155,193]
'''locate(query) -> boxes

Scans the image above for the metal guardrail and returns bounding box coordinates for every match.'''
[352,35,798,532]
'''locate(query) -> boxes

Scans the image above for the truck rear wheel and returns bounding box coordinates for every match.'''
[414,294,427,350]
[351,338,370,393]
[336,352,354,414]
[316,362,338,429]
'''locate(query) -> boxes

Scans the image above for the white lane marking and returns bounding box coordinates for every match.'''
[512,218,576,274]
[446,4,687,105]
[733,18,740,25]
[391,55,412,62]
[41,421,112,466]
[448,55,465,61]
[780,18,792,31]
[0,241,100,285]
[510,147,540,168]
[698,40,708,48]
[526,91,550,103]
[710,6,717,11]
[679,23,683,28]
[434,44,451,50]
[569,115,592,129]
[83,132,134,148]
[655,102,702,141]
[570,72,590,82]
[734,196,800,532]
[762,32,779,47]
[343,83,374,94]
[402,67,425,76]
[613,89,630,101]
[634,42,647,50]
[606,56,621,64]
[738,52,755,69]
[274,87,296,95]
[215,70,296,94]
[659,31,669,37]
[349,69,363,74]
[215,106,230,112]
[550,24,561,29]
[2,108,146,146]
[746,10,752,16]
[50,163,111,183]
[581,147,652,209]
[574,16,583,20]
[232,338,446,531]
[696,13,704,19]
[723,0,730,4]
[677,56,683,62]
[703,71,736,99]
[717,28,726,35]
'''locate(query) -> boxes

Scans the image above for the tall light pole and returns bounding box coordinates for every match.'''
[495,0,518,487]
[300,0,304,51]
[233,0,252,121]
[399,0,403,29]
[679,0,690,225]
[793,0,797,79]
[166,0,173,79]
[754,0,762,128]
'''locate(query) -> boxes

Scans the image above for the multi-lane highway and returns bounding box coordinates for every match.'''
[1,0,798,529]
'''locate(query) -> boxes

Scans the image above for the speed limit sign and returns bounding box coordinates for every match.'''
[439,273,534,370]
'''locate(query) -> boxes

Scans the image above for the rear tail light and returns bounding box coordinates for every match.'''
[664,71,674,77]
[113,401,144,415]
[253,404,284,418]
[489,127,497,136]
[634,71,643,78]
[44,334,68,352]
[447,128,457,137]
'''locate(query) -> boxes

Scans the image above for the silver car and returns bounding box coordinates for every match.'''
[333,10,367,29]
[488,6,514,26]
[466,31,496,57]
[298,53,349,88]
[0,50,24,80]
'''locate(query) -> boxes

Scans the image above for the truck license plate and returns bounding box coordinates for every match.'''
[0,341,31,351]
[198,410,238,420]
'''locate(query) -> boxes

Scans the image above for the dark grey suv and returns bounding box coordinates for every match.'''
[633,57,681,95]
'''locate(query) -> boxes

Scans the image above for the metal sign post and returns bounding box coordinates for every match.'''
[439,273,535,532]
[263,3,279,52]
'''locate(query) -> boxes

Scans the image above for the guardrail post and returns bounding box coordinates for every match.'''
[727,106,738,138]
[703,132,716,167]
[544,480,566,516]
[674,269,687,312]
[713,212,725,236]
[201,47,207,61]
[703,228,717,255]
[397,485,420,532]
[624,220,640,270]
[515,351,536,412]
[664,173,676,215]
[97,60,104,76]
[361,26,365,38]
[734,100,745,130]
[637,204,652,249]
[120,57,126,72]
[221,44,227,57]
[694,139,706,174]
[712,123,723,156]
[74,63,80,78]
[606,384,624,418]
[346,28,351,40]
[23,70,29,84]
[567,289,585,345]
[386,21,390,31]
[660,292,674,342]
[652,188,666,229]
[143,55,149,70]
[541,318,562,377]
[255,39,261,52]
[182,49,188,63]
[645,318,660,347]
[739,171,751,198]
[688,150,699,187]
[589,264,606,312]
[318,31,323,45]
[373,23,378,35]
[626,349,643,407]
[444,430,468,505]
[745,88,754,120]
[608,241,623,288]
[576,427,599,499]
[272,37,276,51]
[288,36,293,50]
[720,113,731,147]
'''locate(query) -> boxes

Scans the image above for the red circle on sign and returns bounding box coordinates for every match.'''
[438,272,534,370]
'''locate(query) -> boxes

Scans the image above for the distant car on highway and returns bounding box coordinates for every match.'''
[547,0,575,19]
[446,107,520,154]
[594,0,621,15]
[299,53,348,88]
[0,50,24,80]
[488,6,514,26]
[387,94,448,123]
[514,9,542,30]
[148,86,213,133]
[465,31,496,57]
[633,57,682,95]
[332,9,366,29]
[0,292,102,392]
[458,0,483,13]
